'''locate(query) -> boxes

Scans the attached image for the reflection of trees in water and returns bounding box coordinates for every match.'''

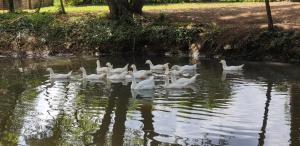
[25,112,64,146]
[20,80,107,145]
[0,62,45,145]
[1,78,128,145]
[139,102,160,146]
[236,63,300,146]
[112,86,130,146]
[17,81,71,145]
[189,66,232,109]
[90,84,131,146]
[258,82,273,146]
[0,58,81,145]
[2,58,300,145]
[91,88,160,146]
[92,96,116,145]
[290,83,300,146]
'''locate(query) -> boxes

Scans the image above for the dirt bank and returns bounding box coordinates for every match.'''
[1,3,300,63]
[147,2,300,30]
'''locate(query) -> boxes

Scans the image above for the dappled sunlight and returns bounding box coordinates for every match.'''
[148,2,300,30]
[3,2,299,29]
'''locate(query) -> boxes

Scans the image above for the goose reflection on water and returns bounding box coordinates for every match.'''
[1,57,300,145]
[131,89,155,99]
[81,78,108,88]
[221,70,244,81]
[16,57,201,144]
[108,78,131,86]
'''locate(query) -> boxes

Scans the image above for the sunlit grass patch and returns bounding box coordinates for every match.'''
[36,2,264,14]
[143,2,263,11]
[40,5,109,13]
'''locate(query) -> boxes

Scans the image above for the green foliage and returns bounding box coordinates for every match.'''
[0,12,54,33]
[0,13,204,55]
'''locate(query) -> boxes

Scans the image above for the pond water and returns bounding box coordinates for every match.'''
[0,56,300,146]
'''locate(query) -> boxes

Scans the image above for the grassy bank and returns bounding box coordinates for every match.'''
[1,2,300,63]
[0,13,203,56]
[38,3,268,13]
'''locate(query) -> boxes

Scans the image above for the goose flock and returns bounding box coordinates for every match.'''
[45,59,244,91]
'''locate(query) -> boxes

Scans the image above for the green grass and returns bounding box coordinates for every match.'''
[143,2,264,11]
[37,2,265,14]
[40,5,109,13]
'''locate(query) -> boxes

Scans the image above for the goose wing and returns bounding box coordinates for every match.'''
[133,70,151,79]
[225,64,244,71]
[86,74,106,80]
[152,64,164,70]
[53,72,72,79]
[97,67,108,73]
[135,77,155,90]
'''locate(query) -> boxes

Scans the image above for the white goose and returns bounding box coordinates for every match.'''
[164,74,199,89]
[96,60,108,74]
[106,62,128,74]
[131,76,155,90]
[107,71,128,80]
[145,60,168,70]
[171,65,182,70]
[125,71,133,80]
[220,60,244,71]
[171,64,197,71]
[164,63,184,76]
[46,68,72,79]
[164,75,186,89]
[80,67,106,80]
[131,64,152,79]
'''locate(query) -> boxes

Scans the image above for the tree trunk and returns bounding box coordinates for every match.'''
[117,0,132,19]
[132,0,145,14]
[106,0,144,20]
[35,0,43,13]
[107,0,119,19]
[107,0,132,20]
[82,0,92,4]
[8,0,15,13]
[265,0,274,31]
[59,0,66,14]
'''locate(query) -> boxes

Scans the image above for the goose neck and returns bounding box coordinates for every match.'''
[132,65,137,72]
[81,69,87,78]
[170,74,176,83]
[221,62,227,68]
[164,65,170,75]
[107,67,113,76]
[164,76,170,87]
[107,63,112,69]
[148,62,154,68]
[96,61,101,68]
[48,69,54,76]
[131,76,137,89]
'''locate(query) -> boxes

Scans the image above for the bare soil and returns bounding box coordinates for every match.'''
[147,2,300,30]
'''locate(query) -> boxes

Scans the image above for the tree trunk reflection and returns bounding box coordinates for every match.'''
[290,84,300,146]
[258,82,273,146]
[140,102,160,146]
[92,96,116,145]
